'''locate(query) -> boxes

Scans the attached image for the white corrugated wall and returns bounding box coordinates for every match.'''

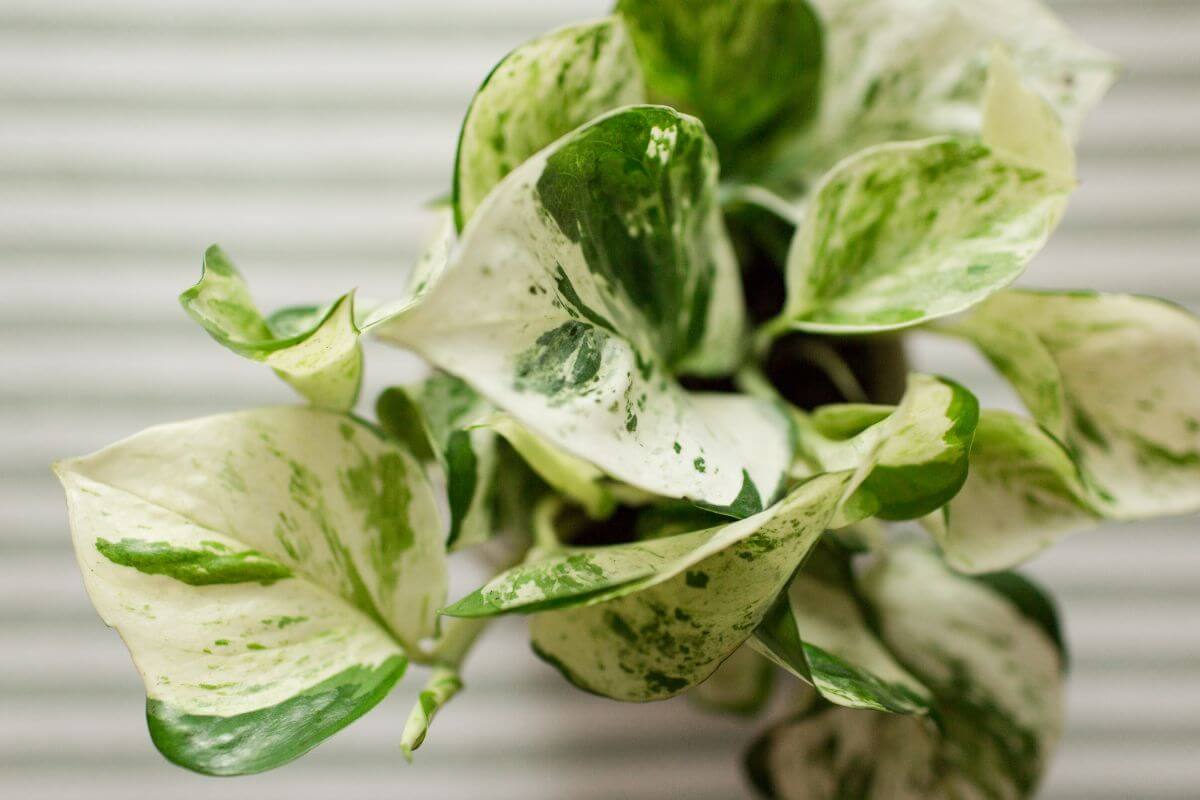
[1,1,1197,797]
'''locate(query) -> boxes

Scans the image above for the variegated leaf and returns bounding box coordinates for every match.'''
[929,290,1200,571]
[399,667,463,761]
[748,544,1065,799]
[760,0,1115,201]
[525,472,852,701]
[55,408,446,774]
[452,17,645,229]
[375,106,793,514]
[794,373,979,523]
[750,544,930,715]
[778,52,1075,334]
[925,410,1098,573]
[180,247,361,410]
[615,0,822,171]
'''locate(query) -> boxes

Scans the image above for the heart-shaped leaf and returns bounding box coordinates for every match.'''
[375,106,793,514]
[55,408,446,774]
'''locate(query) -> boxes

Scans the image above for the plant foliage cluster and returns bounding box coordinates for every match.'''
[57,1,1200,796]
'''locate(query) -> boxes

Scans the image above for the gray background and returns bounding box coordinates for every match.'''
[1,0,1197,797]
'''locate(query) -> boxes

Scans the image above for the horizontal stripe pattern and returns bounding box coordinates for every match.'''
[2,0,1197,797]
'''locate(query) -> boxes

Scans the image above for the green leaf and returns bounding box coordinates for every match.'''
[688,644,774,716]
[526,472,852,701]
[452,17,645,229]
[375,106,793,514]
[748,544,1065,799]
[794,373,979,523]
[180,247,362,410]
[929,290,1200,571]
[616,0,822,171]
[759,0,1115,201]
[55,408,447,774]
[750,544,930,715]
[377,374,500,551]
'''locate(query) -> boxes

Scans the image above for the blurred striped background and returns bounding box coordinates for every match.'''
[1,1,1197,797]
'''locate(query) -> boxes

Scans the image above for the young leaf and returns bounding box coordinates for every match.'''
[750,545,930,715]
[55,408,446,774]
[794,373,979,523]
[180,247,362,410]
[374,106,793,515]
[526,471,852,702]
[615,0,822,170]
[748,545,1065,799]
[400,667,464,762]
[452,17,645,229]
[761,0,1115,199]
[929,290,1200,571]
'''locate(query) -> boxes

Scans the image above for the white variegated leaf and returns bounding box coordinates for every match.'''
[375,106,791,515]
[761,0,1115,200]
[750,544,930,715]
[748,545,1065,800]
[180,247,361,410]
[930,290,1200,571]
[778,53,1075,334]
[525,472,852,702]
[452,17,645,229]
[56,408,446,775]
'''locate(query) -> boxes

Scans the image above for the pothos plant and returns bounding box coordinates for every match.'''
[54,0,1200,796]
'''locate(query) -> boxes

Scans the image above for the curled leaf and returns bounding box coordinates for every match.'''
[180,247,362,410]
